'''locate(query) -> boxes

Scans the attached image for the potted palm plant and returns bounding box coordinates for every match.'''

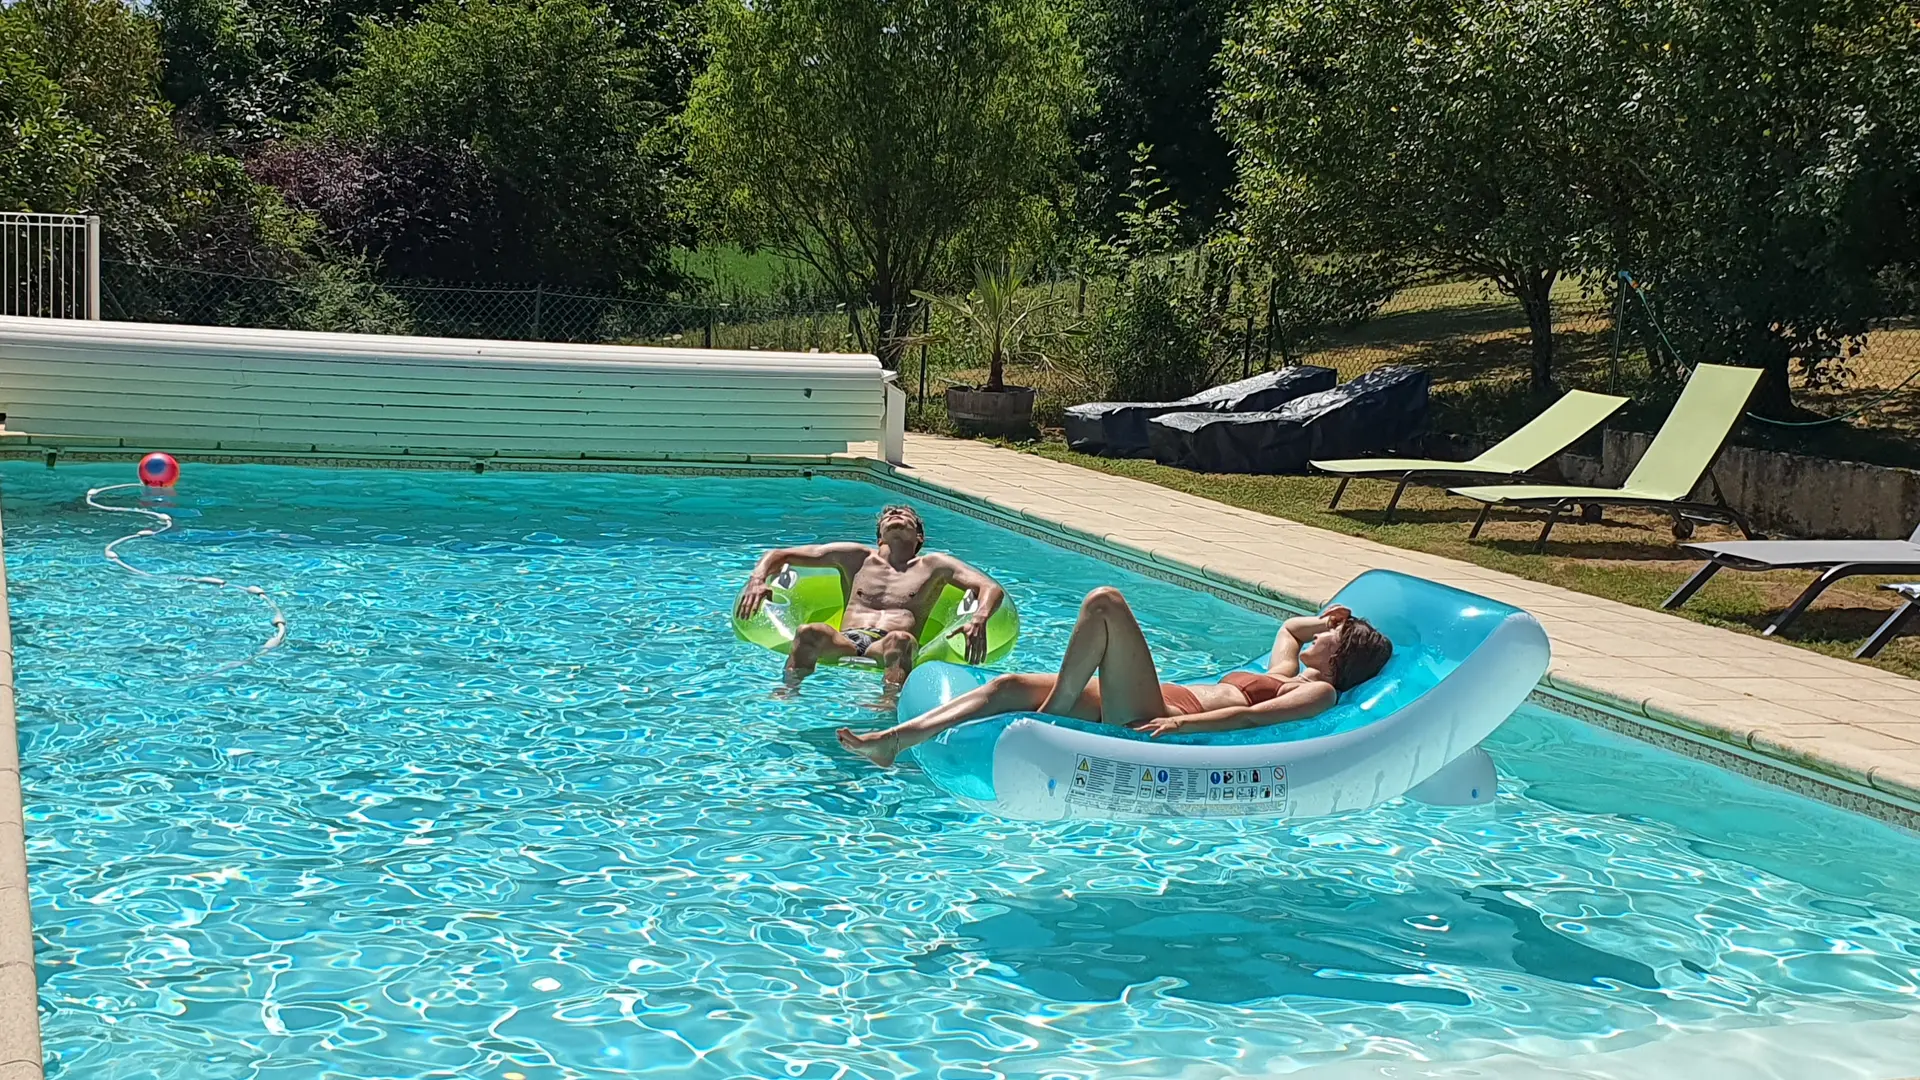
[917,262,1070,434]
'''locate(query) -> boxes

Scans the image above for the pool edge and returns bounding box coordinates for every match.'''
[855,460,1920,833]
[25,448,1904,831]
[2,446,1912,831]
[0,488,44,1078]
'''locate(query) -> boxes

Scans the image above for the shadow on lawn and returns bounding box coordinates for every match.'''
[1480,534,1712,563]
[1730,604,1895,644]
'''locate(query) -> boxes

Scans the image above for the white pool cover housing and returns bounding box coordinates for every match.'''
[903,569,1549,820]
[0,316,904,463]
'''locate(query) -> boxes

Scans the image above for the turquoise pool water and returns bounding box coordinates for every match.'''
[5,462,1919,1079]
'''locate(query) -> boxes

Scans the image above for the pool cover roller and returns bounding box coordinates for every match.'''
[902,569,1546,819]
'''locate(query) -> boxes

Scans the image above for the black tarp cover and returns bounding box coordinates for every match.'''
[1063,366,1339,456]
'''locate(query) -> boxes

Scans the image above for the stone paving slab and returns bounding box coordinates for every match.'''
[894,434,1920,814]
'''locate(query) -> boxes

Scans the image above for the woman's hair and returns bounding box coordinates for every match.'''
[1327,617,1393,692]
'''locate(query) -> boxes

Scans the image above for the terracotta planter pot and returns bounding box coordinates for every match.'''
[945,385,1037,434]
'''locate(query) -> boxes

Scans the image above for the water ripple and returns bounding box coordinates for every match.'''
[4,462,1919,1079]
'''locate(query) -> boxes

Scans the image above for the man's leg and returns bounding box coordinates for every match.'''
[838,672,1058,767]
[1037,587,1168,725]
[787,623,858,683]
[868,630,920,688]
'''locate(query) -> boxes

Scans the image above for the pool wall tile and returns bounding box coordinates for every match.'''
[0,507,39,1078]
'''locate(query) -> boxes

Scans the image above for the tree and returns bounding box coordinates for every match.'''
[1,0,310,271]
[310,0,685,291]
[1617,0,1920,417]
[914,263,1070,393]
[1073,0,1236,234]
[1220,0,1630,391]
[153,0,698,146]
[683,0,1088,368]
[248,139,500,282]
[152,0,421,144]
[0,37,101,212]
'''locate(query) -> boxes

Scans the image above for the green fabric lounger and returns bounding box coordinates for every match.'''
[1313,389,1628,523]
[1449,364,1764,553]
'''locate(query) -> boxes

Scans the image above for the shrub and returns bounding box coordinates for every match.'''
[1092,267,1208,401]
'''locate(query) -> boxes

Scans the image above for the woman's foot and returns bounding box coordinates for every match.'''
[837,726,900,767]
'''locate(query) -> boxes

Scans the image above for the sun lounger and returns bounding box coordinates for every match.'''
[1859,583,1920,658]
[1063,366,1337,456]
[1663,526,1920,638]
[1146,366,1430,473]
[1313,389,1628,523]
[1450,364,1763,553]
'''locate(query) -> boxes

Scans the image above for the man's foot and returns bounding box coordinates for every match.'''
[836,726,900,768]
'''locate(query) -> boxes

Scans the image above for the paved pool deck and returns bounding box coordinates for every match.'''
[886,434,1920,827]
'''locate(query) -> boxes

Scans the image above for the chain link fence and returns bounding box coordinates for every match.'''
[97,259,1920,447]
[101,260,862,353]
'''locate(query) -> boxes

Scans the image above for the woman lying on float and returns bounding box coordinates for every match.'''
[836,586,1393,768]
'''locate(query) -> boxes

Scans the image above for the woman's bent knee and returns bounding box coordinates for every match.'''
[987,673,1046,707]
[1082,586,1127,615]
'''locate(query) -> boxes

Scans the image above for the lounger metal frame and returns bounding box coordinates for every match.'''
[1467,467,1757,555]
[1859,585,1920,658]
[1665,555,1920,638]
[1329,470,1538,525]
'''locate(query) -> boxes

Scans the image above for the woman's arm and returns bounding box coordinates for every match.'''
[1135,682,1338,736]
[1267,605,1351,676]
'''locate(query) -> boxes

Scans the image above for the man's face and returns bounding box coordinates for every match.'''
[877,507,922,549]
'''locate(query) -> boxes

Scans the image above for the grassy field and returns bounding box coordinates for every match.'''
[995,439,1920,678]
[671,245,818,294]
[903,271,1920,459]
[658,248,1920,464]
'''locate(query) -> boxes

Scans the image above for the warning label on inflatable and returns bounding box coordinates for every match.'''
[1064,754,1288,817]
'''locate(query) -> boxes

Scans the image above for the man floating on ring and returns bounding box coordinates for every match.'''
[736,506,1010,688]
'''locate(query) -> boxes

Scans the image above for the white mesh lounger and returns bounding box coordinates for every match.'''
[1664,526,1920,638]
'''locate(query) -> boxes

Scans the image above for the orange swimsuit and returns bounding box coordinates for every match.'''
[1159,671,1285,716]
[1221,671,1285,704]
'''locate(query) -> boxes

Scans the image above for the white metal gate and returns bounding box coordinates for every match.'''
[0,212,100,320]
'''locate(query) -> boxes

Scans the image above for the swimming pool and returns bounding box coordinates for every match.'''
[6,462,1919,1078]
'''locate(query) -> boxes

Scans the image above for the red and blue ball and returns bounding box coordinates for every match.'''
[139,452,180,488]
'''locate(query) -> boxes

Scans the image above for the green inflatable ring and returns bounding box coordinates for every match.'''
[733,565,1019,666]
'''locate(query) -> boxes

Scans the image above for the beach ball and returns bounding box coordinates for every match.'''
[139,452,180,488]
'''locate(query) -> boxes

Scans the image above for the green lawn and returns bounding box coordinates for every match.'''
[999,438,1920,679]
[671,245,817,294]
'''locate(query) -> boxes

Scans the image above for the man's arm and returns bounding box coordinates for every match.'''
[936,556,1006,664]
[736,543,870,620]
[1134,684,1338,737]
